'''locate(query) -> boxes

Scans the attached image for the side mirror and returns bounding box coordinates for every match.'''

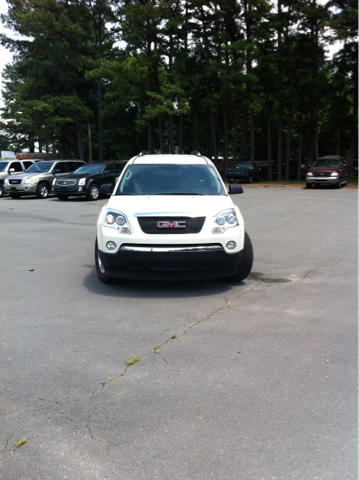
[99,183,113,195]
[9,168,15,172]
[342,164,347,168]
[228,184,243,194]
[104,170,110,175]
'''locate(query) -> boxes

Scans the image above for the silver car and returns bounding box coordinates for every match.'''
[4,160,85,199]
[0,159,38,197]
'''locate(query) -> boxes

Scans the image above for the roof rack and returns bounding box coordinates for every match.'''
[191,150,202,157]
[138,150,148,157]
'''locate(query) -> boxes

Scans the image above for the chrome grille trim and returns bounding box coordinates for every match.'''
[120,245,223,253]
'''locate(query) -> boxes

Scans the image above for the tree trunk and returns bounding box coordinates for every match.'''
[250,107,255,164]
[159,115,164,153]
[239,107,248,162]
[210,111,218,168]
[267,103,272,181]
[98,78,103,161]
[297,113,303,181]
[88,122,92,163]
[277,102,283,180]
[223,103,229,172]
[285,104,292,180]
[194,111,200,152]
[169,114,174,154]
[178,113,184,154]
[148,121,153,154]
[233,107,238,162]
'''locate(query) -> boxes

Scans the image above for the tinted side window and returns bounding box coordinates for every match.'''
[104,164,115,173]
[114,163,126,173]
[75,161,85,169]
[54,162,68,173]
[23,161,33,169]
[10,162,23,172]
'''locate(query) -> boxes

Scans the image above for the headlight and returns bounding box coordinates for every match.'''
[24,178,36,184]
[331,172,339,177]
[306,172,313,176]
[212,209,239,234]
[5,178,9,184]
[103,209,131,234]
[78,178,86,186]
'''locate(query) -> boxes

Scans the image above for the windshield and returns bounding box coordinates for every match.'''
[312,159,340,168]
[74,164,104,175]
[25,162,54,173]
[116,164,226,196]
[0,162,9,172]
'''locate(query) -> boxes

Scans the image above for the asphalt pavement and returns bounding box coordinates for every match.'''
[0,186,357,480]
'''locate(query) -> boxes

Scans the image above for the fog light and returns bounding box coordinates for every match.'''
[106,241,117,250]
[226,241,236,250]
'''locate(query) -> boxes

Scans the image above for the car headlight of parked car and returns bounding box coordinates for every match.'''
[212,208,239,234]
[331,172,339,177]
[24,178,36,184]
[78,178,86,186]
[4,178,9,184]
[306,172,313,176]
[103,209,131,234]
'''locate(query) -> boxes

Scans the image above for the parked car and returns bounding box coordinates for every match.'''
[95,152,253,284]
[53,161,127,201]
[306,155,348,189]
[0,159,42,197]
[4,160,85,198]
[225,162,262,183]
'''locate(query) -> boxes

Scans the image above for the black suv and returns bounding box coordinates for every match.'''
[53,162,127,201]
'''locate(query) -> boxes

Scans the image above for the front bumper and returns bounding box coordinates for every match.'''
[306,177,339,185]
[53,185,85,195]
[4,184,37,194]
[98,245,243,280]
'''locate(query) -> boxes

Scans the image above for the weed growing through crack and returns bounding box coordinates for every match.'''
[126,356,140,366]
[171,334,177,339]
[108,377,115,382]
[15,438,27,447]
[154,349,161,354]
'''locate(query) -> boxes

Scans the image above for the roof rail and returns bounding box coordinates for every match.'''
[191,150,202,157]
[138,150,148,157]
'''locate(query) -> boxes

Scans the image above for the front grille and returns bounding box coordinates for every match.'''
[57,180,77,186]
[137,217,206,235]
[10,179,22,184]
[148,261,195,271]
[314,172,331,177]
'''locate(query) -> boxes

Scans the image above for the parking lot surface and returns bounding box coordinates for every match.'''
[0,186,357,480]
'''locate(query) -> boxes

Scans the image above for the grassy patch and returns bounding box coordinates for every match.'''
[125,356,140,366]
[15,438,27,447]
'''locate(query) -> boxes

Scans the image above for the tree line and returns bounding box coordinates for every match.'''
[0,0,357,179]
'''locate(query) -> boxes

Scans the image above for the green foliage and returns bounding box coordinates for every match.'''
[0,0,357,163]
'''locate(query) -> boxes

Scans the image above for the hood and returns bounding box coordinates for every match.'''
[310,166,340,174]
[7,172,46,180]
[107,194,232,218]
[59,173,95,180]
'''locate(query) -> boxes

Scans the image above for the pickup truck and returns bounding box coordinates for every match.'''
[225,162,262,183]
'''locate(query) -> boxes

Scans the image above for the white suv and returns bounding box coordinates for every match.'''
[95,152,253,283]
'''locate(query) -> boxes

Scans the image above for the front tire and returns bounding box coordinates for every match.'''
[226,232,254,283]
[95,240,115,284]
[305,182,311,189]
[36,182,49,199]
[87,184,99,201]
[248,176,253,184]
[0,183,4,197]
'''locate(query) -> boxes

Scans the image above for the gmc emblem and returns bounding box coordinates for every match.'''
[157,221,186,229]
